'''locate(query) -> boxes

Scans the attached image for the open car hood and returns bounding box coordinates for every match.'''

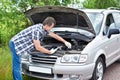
[25,6,95,35]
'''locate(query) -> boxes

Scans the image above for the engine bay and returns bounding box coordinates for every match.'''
[29,31,93,57]
[42,31,92,55]
[43,38,87,51]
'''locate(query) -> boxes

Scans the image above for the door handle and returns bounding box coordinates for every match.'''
[117,38,119,41]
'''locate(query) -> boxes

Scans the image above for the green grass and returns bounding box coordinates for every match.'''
[0,46,45,80]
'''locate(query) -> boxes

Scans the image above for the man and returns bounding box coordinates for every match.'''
[9,17,71,80]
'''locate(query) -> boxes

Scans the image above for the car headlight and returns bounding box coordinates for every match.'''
[61,54,87,63]
[21,52,30,61]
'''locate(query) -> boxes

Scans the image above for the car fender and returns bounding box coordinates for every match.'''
[93,49,106,63]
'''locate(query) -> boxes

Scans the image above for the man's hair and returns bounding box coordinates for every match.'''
[43,17,56,26]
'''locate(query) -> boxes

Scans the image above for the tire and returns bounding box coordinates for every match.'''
[91,57,105,80]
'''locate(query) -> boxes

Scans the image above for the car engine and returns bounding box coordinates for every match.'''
[41,31,92,56]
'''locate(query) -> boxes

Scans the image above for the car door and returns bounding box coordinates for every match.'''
[112,12,120,56]
[103,13,119,65]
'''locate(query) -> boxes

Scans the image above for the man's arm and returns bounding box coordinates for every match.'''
[48,32,66,43]
[48,32,72,48]
[33,40,51,54]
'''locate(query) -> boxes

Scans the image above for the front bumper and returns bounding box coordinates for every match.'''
[53,63,95,80]
[22,61,95,80]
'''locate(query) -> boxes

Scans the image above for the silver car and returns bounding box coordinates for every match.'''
[21,6,120,80]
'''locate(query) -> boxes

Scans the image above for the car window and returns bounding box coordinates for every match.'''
[103,14,115,35]
[112,12,120,23]
[112,12,120,29]
[86,13,103,35]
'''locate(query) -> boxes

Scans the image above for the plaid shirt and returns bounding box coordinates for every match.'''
[11,23,48,55]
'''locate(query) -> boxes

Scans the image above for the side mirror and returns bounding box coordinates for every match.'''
[108,29,119,38]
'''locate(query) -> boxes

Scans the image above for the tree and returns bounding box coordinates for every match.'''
[83,0,120,9]
[0,0,27,46]
[11,0,80,12]
[0,0,81,46]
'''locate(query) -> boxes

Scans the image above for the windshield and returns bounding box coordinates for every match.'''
[86,13,103,34]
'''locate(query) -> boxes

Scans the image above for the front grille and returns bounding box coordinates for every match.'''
[31,54,57,65]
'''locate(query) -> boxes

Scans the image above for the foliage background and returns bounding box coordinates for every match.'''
[0,0,120,80]
[0,0,80,80]
[83,0,120,9]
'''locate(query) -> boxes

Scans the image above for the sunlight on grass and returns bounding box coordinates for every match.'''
[0,46,12,80]
[0,46,45,80]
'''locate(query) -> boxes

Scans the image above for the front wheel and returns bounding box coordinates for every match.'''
[91,57,105,80]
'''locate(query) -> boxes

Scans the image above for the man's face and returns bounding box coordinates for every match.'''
[45,23,54,31]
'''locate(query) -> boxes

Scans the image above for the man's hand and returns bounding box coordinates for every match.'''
[64,41,72,49]
[48,32,72,49]
[50,48,58,54]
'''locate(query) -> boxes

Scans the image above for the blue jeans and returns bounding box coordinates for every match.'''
[9,41,22,80]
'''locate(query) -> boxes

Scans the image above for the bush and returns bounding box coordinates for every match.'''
[0,0,81,47]
[0,1,29,46]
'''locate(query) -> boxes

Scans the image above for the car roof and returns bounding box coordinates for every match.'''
[81,9,105,13]
[80,9,120,14]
